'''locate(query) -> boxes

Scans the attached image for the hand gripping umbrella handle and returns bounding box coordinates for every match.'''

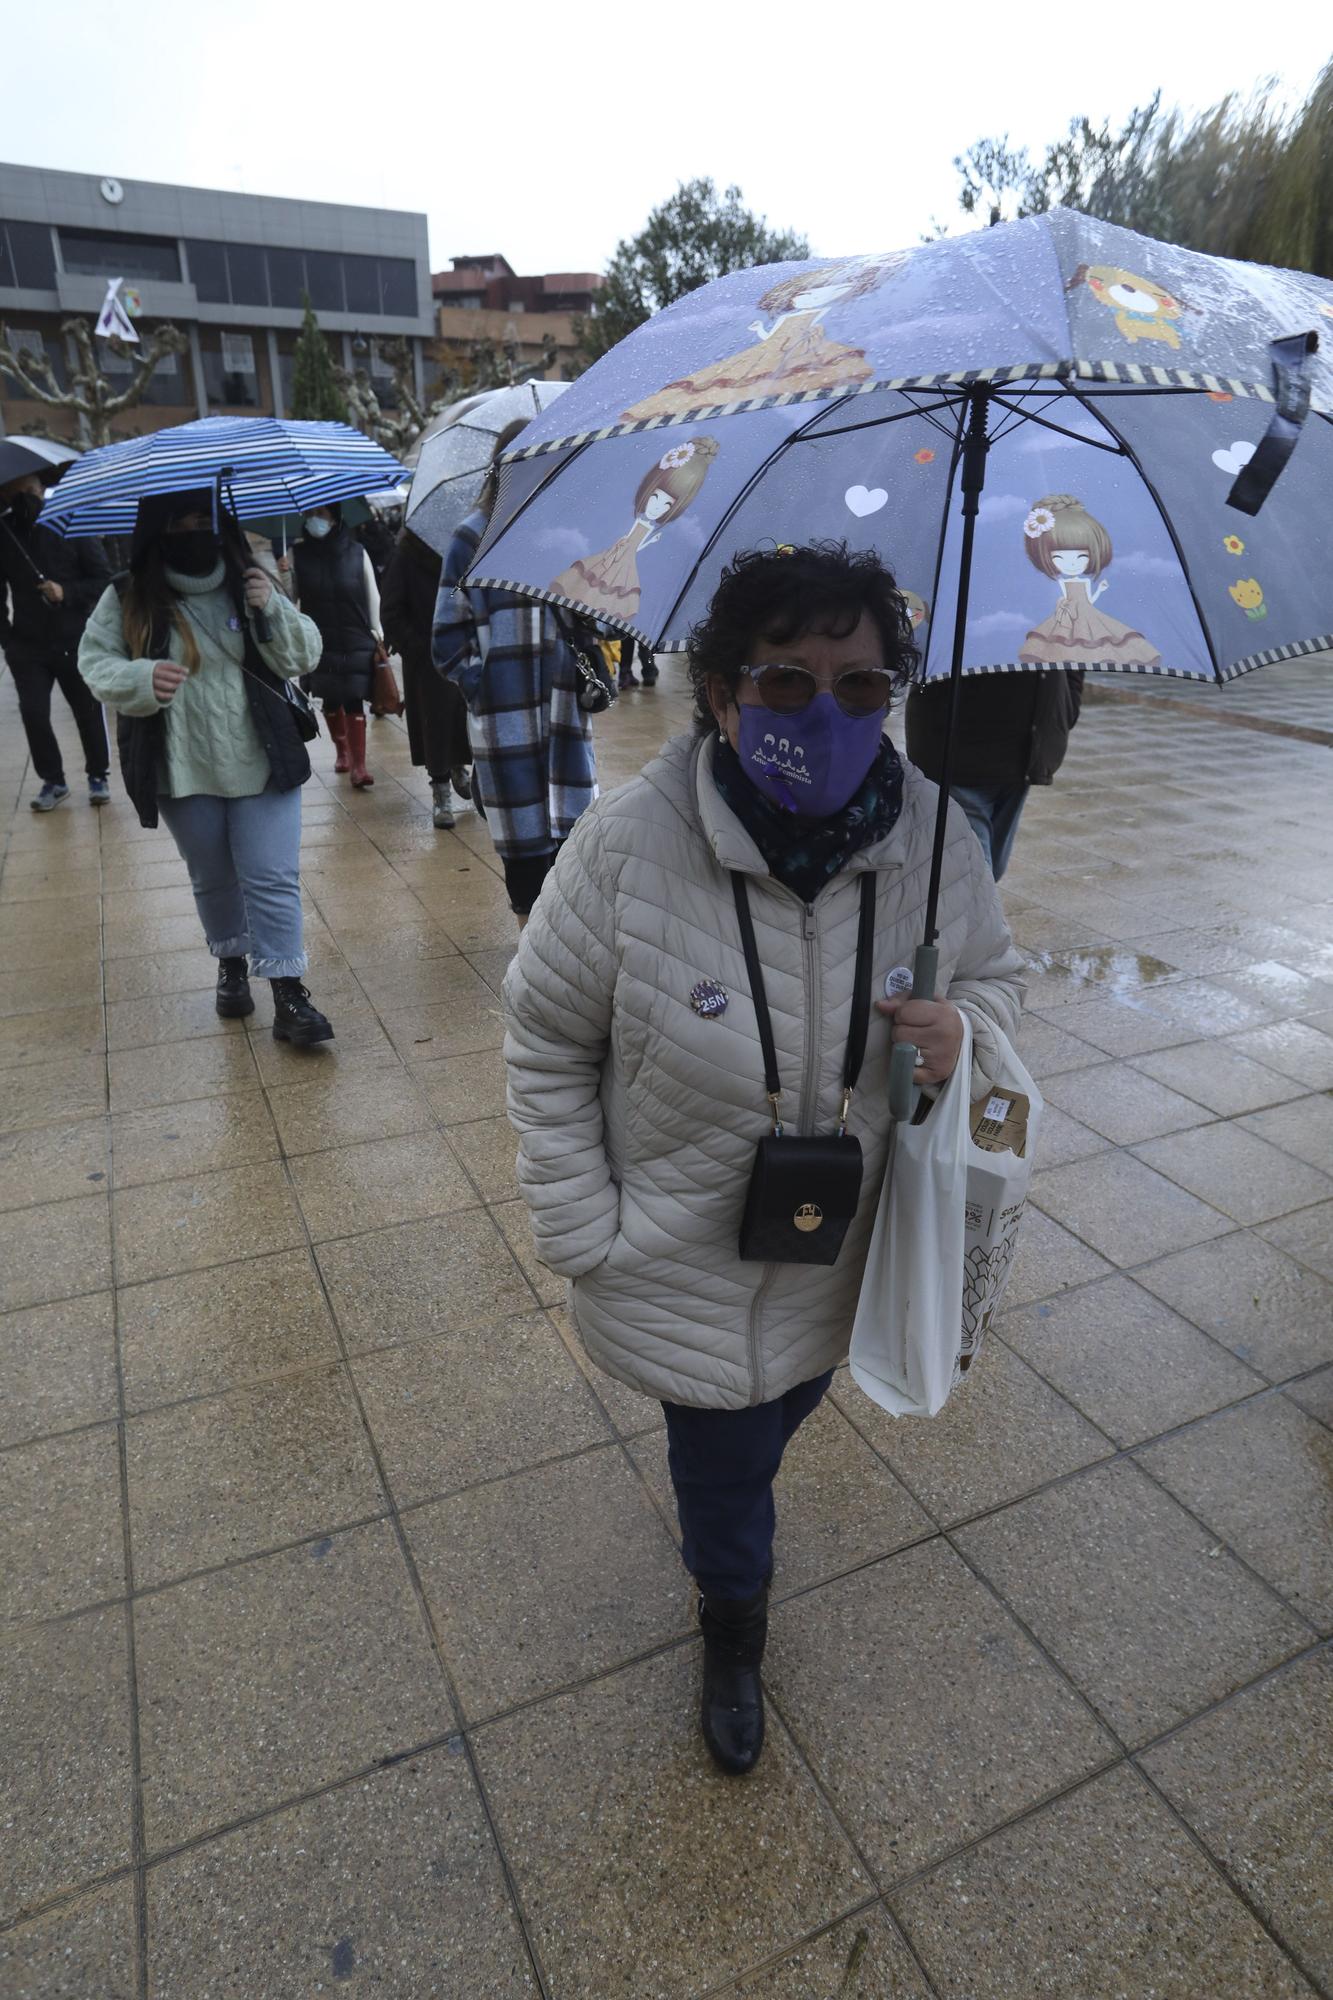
[888,943,940,1123]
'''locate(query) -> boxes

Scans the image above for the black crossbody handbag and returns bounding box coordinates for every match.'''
[734,870,877,1267]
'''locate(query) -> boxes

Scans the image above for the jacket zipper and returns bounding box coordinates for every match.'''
[743,890,823,1404]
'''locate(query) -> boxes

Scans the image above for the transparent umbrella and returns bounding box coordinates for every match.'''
[405,379,569,555]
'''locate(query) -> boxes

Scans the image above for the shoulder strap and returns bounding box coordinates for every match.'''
[731,874,782,1106]
[844,871,877,1094]
[732,871,877,1126]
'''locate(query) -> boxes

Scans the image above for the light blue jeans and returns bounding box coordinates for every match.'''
[950,782,1030,882]
[157,784,307,978]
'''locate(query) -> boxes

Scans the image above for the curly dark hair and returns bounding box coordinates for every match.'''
[686,542,921,732]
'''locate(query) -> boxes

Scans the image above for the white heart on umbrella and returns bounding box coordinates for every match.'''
[1212,441,1256,476]
[845,484,888,518]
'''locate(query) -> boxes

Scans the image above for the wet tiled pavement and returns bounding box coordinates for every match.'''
[1,655,1330,1998]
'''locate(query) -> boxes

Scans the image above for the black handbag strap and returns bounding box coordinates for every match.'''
[732,871,877,1133]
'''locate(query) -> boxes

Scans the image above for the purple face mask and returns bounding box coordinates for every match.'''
[736,692,884,817]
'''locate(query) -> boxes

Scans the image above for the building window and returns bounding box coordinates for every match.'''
[225,243,269,308]
[199,328,267,410]
[0,324,67,395]
[0,220,58,292]
[304,250,344,313]
[343,254,380,317]
[185,238,229,304]
[378,259,417,315]
[59,228,181,283]
[176,240,419,318]
[97,328,192,405]
[265,247,306,311]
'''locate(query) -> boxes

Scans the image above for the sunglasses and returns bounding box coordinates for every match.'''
[744,663,894,718]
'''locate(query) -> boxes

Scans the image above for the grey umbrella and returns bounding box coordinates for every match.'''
[405,380,569,555]
[0,434,80,490]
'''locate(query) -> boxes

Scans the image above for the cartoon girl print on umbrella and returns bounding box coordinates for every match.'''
[550,436,720,622]
[1066,265,1193,349]
[620,255,906,423]
[1018,494,1162,669]
[901,589,930,636]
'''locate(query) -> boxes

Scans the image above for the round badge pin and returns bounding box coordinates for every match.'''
[690,978,729,1019]
[884,964,914,999]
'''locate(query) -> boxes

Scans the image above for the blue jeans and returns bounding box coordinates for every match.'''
[951,782,1030,881]
[662,1370,834,1599]
[157,785,306,978]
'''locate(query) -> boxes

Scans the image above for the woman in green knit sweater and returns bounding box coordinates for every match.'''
[79,491,335,1043]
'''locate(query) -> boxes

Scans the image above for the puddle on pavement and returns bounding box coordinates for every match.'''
[1027,946,1178,998]
[1229,959,1317,1002]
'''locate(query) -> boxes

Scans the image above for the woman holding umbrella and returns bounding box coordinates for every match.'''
[78,491,335,1044]
[432,421,596,923]
[291,502,382,789]
[502,542,1024,1773]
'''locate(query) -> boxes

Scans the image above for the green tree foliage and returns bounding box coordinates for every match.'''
[953,59,1333,278]
[577,178,809,365]
[289,297,348,421]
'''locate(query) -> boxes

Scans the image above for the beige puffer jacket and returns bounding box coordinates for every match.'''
[503,730,1025,1411]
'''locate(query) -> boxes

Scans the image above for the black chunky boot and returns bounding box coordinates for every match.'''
[699,1587,768,1775]
[215,955,255,1019]
[270,978,334,1047]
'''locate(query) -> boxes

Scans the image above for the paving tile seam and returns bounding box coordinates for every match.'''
[1128,1635,1333,1764]
[1122,1134,1333,1220]
[3,1326,619,1462]
[693,1895,925,2000]
[880,1755,1328,2000]
[93,790,152,2000]
[257,1095,556,1999]
[1282,1377,1333,1437]
[937,1424,1325,1645]
[995,1246,1301,1386]
[1125,1736,1332,1996]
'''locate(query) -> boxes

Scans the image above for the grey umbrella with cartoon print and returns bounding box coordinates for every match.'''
[465,208,1333,1113]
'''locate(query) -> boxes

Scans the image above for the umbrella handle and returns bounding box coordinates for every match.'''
[888,943,939,1123]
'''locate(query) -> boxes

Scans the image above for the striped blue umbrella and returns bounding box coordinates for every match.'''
[36,415,406,537]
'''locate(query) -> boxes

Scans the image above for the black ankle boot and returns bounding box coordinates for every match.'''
[699,1587,768,1775]
[270,978,334,1046]
[215,956,254,1019]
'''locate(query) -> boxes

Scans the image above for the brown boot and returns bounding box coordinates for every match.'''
[326,708,350,774]
[347,714,373,788]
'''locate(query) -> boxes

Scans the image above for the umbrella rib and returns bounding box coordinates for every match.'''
[1071,386,1225,686]
[987,395,1126,454]
[803,395,965,445]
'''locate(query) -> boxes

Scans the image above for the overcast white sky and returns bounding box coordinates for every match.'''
[8,4,1329,275]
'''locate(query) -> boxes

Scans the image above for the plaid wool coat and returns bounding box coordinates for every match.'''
[431,511,596,859]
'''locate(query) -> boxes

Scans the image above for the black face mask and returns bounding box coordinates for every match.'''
[4,492,42,531]
[163,529,222,576]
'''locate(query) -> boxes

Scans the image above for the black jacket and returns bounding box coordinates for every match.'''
[905,669,1085,791]
[111,577,312,829]
[0,518,113,667]
[293,528,376,703]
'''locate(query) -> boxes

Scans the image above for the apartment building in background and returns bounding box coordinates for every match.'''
[0,162,435,437]
[433,254,602,381]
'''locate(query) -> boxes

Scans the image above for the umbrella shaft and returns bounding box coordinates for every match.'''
[924,388,990,948]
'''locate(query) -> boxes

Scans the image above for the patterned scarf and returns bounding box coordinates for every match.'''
[712,733,905,905]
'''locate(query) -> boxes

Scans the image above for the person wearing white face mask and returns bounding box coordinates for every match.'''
[291,504,382,787]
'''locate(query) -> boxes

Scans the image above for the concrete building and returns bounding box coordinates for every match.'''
[0,162,435,437]
[433,254,602,382]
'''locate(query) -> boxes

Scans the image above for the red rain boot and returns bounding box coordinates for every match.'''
[347,714,373,788]
[327,708,350,774]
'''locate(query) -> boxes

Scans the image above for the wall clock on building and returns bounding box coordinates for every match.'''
[99,177,124,205]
